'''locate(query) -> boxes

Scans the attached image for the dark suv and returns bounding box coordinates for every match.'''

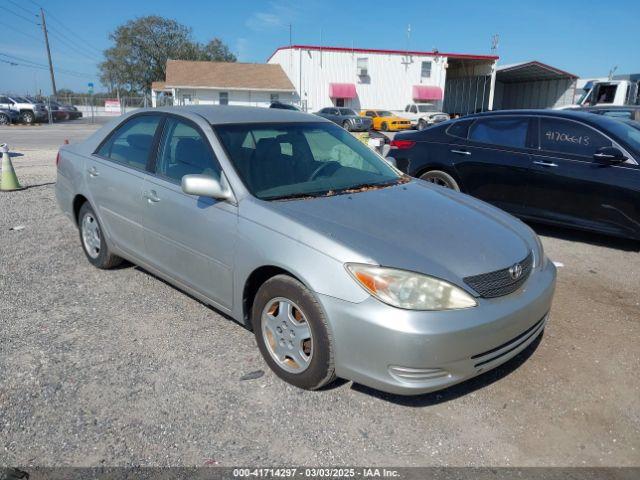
[389,110,640,240]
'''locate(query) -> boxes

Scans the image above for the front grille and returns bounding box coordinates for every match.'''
[464,251,533,298]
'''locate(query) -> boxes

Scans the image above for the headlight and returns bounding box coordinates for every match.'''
[346,263,477,311]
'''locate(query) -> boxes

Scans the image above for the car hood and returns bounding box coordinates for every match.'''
[260,181,534,284]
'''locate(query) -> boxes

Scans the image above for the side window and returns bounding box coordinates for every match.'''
[330,108,339,115]
[155,118,219,182]
[469,117,529,149]
[96,115,161,169]
[421,61,432,79]
[446,120,473,139]
[219,92,229,105]
[539,118,611,157]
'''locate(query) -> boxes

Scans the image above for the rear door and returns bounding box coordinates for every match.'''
[526,116,640,237]
[452,116,535,215]
[89,114,163,256]
[141,115,237,309]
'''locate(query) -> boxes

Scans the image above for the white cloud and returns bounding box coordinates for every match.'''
[245,0,301,32]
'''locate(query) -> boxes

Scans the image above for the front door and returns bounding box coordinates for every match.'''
[141,116,237,309]
[526,116,640,237]
[89,114,163,256]
[452,116,534,216]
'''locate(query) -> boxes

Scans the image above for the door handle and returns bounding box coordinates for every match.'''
[532,160,558,168]
[87,166,99,177]
[143,190,160,203]
[450,149,471,156]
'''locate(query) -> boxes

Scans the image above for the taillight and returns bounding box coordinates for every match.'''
[390,139,416,149]
[56,151,60,167]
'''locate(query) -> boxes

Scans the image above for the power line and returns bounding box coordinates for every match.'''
[0,4,38,24]
[0,52,94,79]
[0,20,41,42]
[26,0,103,54]
[6,0,37,16]
[46,27,100,63]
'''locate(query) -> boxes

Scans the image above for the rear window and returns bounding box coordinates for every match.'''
[446,120,473,139]
[469,117,529,149]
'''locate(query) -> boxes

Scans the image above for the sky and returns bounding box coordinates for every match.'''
[0,0,637,95]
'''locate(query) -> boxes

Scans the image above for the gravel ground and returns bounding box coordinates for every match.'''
[0,124,639,467]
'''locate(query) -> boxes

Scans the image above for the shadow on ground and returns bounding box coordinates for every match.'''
[527,221,639,252]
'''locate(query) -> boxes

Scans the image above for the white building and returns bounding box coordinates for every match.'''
[151,60,297,108]
[267,45,499,115]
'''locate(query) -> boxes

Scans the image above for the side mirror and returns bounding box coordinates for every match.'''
[181,174,231,200]
[593,146,626,164]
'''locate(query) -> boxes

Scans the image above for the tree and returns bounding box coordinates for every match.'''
[99,16,236,93]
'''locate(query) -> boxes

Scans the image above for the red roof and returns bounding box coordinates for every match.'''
[329,83,357,99]
[267,45,499,62]
[412,85,443,101]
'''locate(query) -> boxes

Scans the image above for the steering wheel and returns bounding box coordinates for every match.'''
[309,161,341,181]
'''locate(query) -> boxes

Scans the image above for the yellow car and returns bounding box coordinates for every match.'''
[361,110,412,131]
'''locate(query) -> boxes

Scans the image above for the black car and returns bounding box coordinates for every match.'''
[269,101,300,111]
[566,105,640,122]
[390,110,640,240]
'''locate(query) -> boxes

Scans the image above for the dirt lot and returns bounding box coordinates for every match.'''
[0,123,638,467]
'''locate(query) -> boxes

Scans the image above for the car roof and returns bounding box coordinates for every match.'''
[152,105,330,125]
[573,105,640,111]
[462,108,631,128]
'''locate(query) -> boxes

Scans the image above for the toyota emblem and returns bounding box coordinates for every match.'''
[509,263,523,280]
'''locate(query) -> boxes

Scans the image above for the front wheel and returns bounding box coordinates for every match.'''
[21,111,35,124]
[252,275,336,390]
[417,119,427,130]
[342,120,351,131]
[381,122,389,131]
[78,202,123,269]
[0,113,10,125]
[419,170,461,191]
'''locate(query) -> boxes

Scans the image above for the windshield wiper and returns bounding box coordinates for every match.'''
[265,191,329,201]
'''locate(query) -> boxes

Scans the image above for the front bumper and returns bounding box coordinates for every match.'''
[317,260,556,395]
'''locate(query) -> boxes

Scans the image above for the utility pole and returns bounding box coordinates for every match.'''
[40,8,57,97]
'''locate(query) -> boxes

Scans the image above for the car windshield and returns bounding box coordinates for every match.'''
[417,104,437,112]
[339,108,357,116]
[377,111,394,117]
[215,122,403,200]
[13,96,29,103]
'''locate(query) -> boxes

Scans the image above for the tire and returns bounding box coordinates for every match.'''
[417,119,427,131]
[419,170,461,191]
[21,111,35,124]
[77,202,123,269]
[381,122,389,131]
[252,274,336,390]
[0,113,10,125]
[342,120,351,131]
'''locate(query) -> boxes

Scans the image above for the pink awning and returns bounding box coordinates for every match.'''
[412,85,443,101]
[329,83,357,99]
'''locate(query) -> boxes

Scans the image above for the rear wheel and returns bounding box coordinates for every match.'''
[252,275,335,390]
[78,202,123,269]
[21,111,35,124]
[0,113,10,125]
[419,170,461,191]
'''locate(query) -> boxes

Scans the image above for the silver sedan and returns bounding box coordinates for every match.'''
[56,106,556,395]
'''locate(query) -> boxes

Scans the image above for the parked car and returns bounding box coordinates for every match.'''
[269,101,300,111]
[56,106,555,395]
[397,103,450,130]
[566,105,640,122]
[0,107,21,125]
[0,95,48,124]
[389,109,640,240]
[315,107,372,131]
[49,100,83,120]
[360,109,411,131]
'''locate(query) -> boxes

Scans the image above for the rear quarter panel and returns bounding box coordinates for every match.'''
[55,147,88,223]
